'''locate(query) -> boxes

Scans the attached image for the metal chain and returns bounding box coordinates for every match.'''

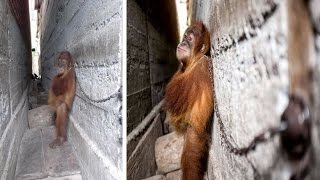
[207,56,283,156]
[76,76,121,103]
[43,71,120,104]
[207,56,298,180]
[207,56,237,153]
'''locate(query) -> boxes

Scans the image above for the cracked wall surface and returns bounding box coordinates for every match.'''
[209,1,288,179]
[192,0,320,179]
[0,0,30,179]
[38,0,122,179]
[309,0,320,179]
[127,0,178,134]
[127,0,179,179]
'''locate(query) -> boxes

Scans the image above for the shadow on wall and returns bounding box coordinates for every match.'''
[135,0,180,46]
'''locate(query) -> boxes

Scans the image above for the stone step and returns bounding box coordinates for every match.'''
[15,126,82,180]
[142,171,182,180]
[142,175,166,180]
[29,95,38,107]
[37,92,48,105]
[28,105,54,128]
[166,170,181,180]
[28,90,48,109]
[155,132,184,174]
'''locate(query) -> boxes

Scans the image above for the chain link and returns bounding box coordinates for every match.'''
[207,56,282,156]
[207,56,237,153]
[207,56,293,180]
[76,76,121,104]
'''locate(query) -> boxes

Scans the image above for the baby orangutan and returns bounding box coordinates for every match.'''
[48,51,76,148]
[165,21,213,180]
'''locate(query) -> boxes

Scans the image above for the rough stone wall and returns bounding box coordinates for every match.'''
[191,0,320,179]
[127,1,179,179]
[0,0,30,179]
[127,0,178,133]
[195,0,287,179]
[309,0,320,178]
[39,0,122,179]
[8,0,31,50]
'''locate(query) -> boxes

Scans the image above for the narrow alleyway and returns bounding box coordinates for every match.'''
[15,83,82,179]
[126,0,179,179]
[127,0,320,180]
[0,0,122,179]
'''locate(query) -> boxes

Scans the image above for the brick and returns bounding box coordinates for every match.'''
[142,175,166,180]
[166,170,181,180]
[128,114,163,180]
[155,132,184,174]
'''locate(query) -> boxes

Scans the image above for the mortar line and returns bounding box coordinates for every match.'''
[127,24,147,38]
[127,86,150,97]
[75,62,119,69]
[66,1,86,26]
[0,130,17,180]
[0,88,27,144]
[212,3,279,56]
[69,116,122,180]
[75,95,109,112]
[40,128,46,175]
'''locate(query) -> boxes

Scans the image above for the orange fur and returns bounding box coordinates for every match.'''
[48,68,76,110]
[287,0,313,102]
[48,51,76,148]
[165,58,213,134]
[165,21,213,180]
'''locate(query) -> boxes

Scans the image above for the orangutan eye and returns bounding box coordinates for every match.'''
[58,62,64,68]
[57,60,67,68]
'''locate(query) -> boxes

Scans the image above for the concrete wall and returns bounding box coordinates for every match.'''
[309,0,320,178]
[191,0,320,179]
[127,1,179,178]
[0,0,31,179]
[127,0,179,134]
[38,0,122,179]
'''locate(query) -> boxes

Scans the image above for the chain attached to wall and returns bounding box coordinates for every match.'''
[207,56,282,179]
[76,76,121,104]
[208,56,312,179]
[207,56,284,156]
